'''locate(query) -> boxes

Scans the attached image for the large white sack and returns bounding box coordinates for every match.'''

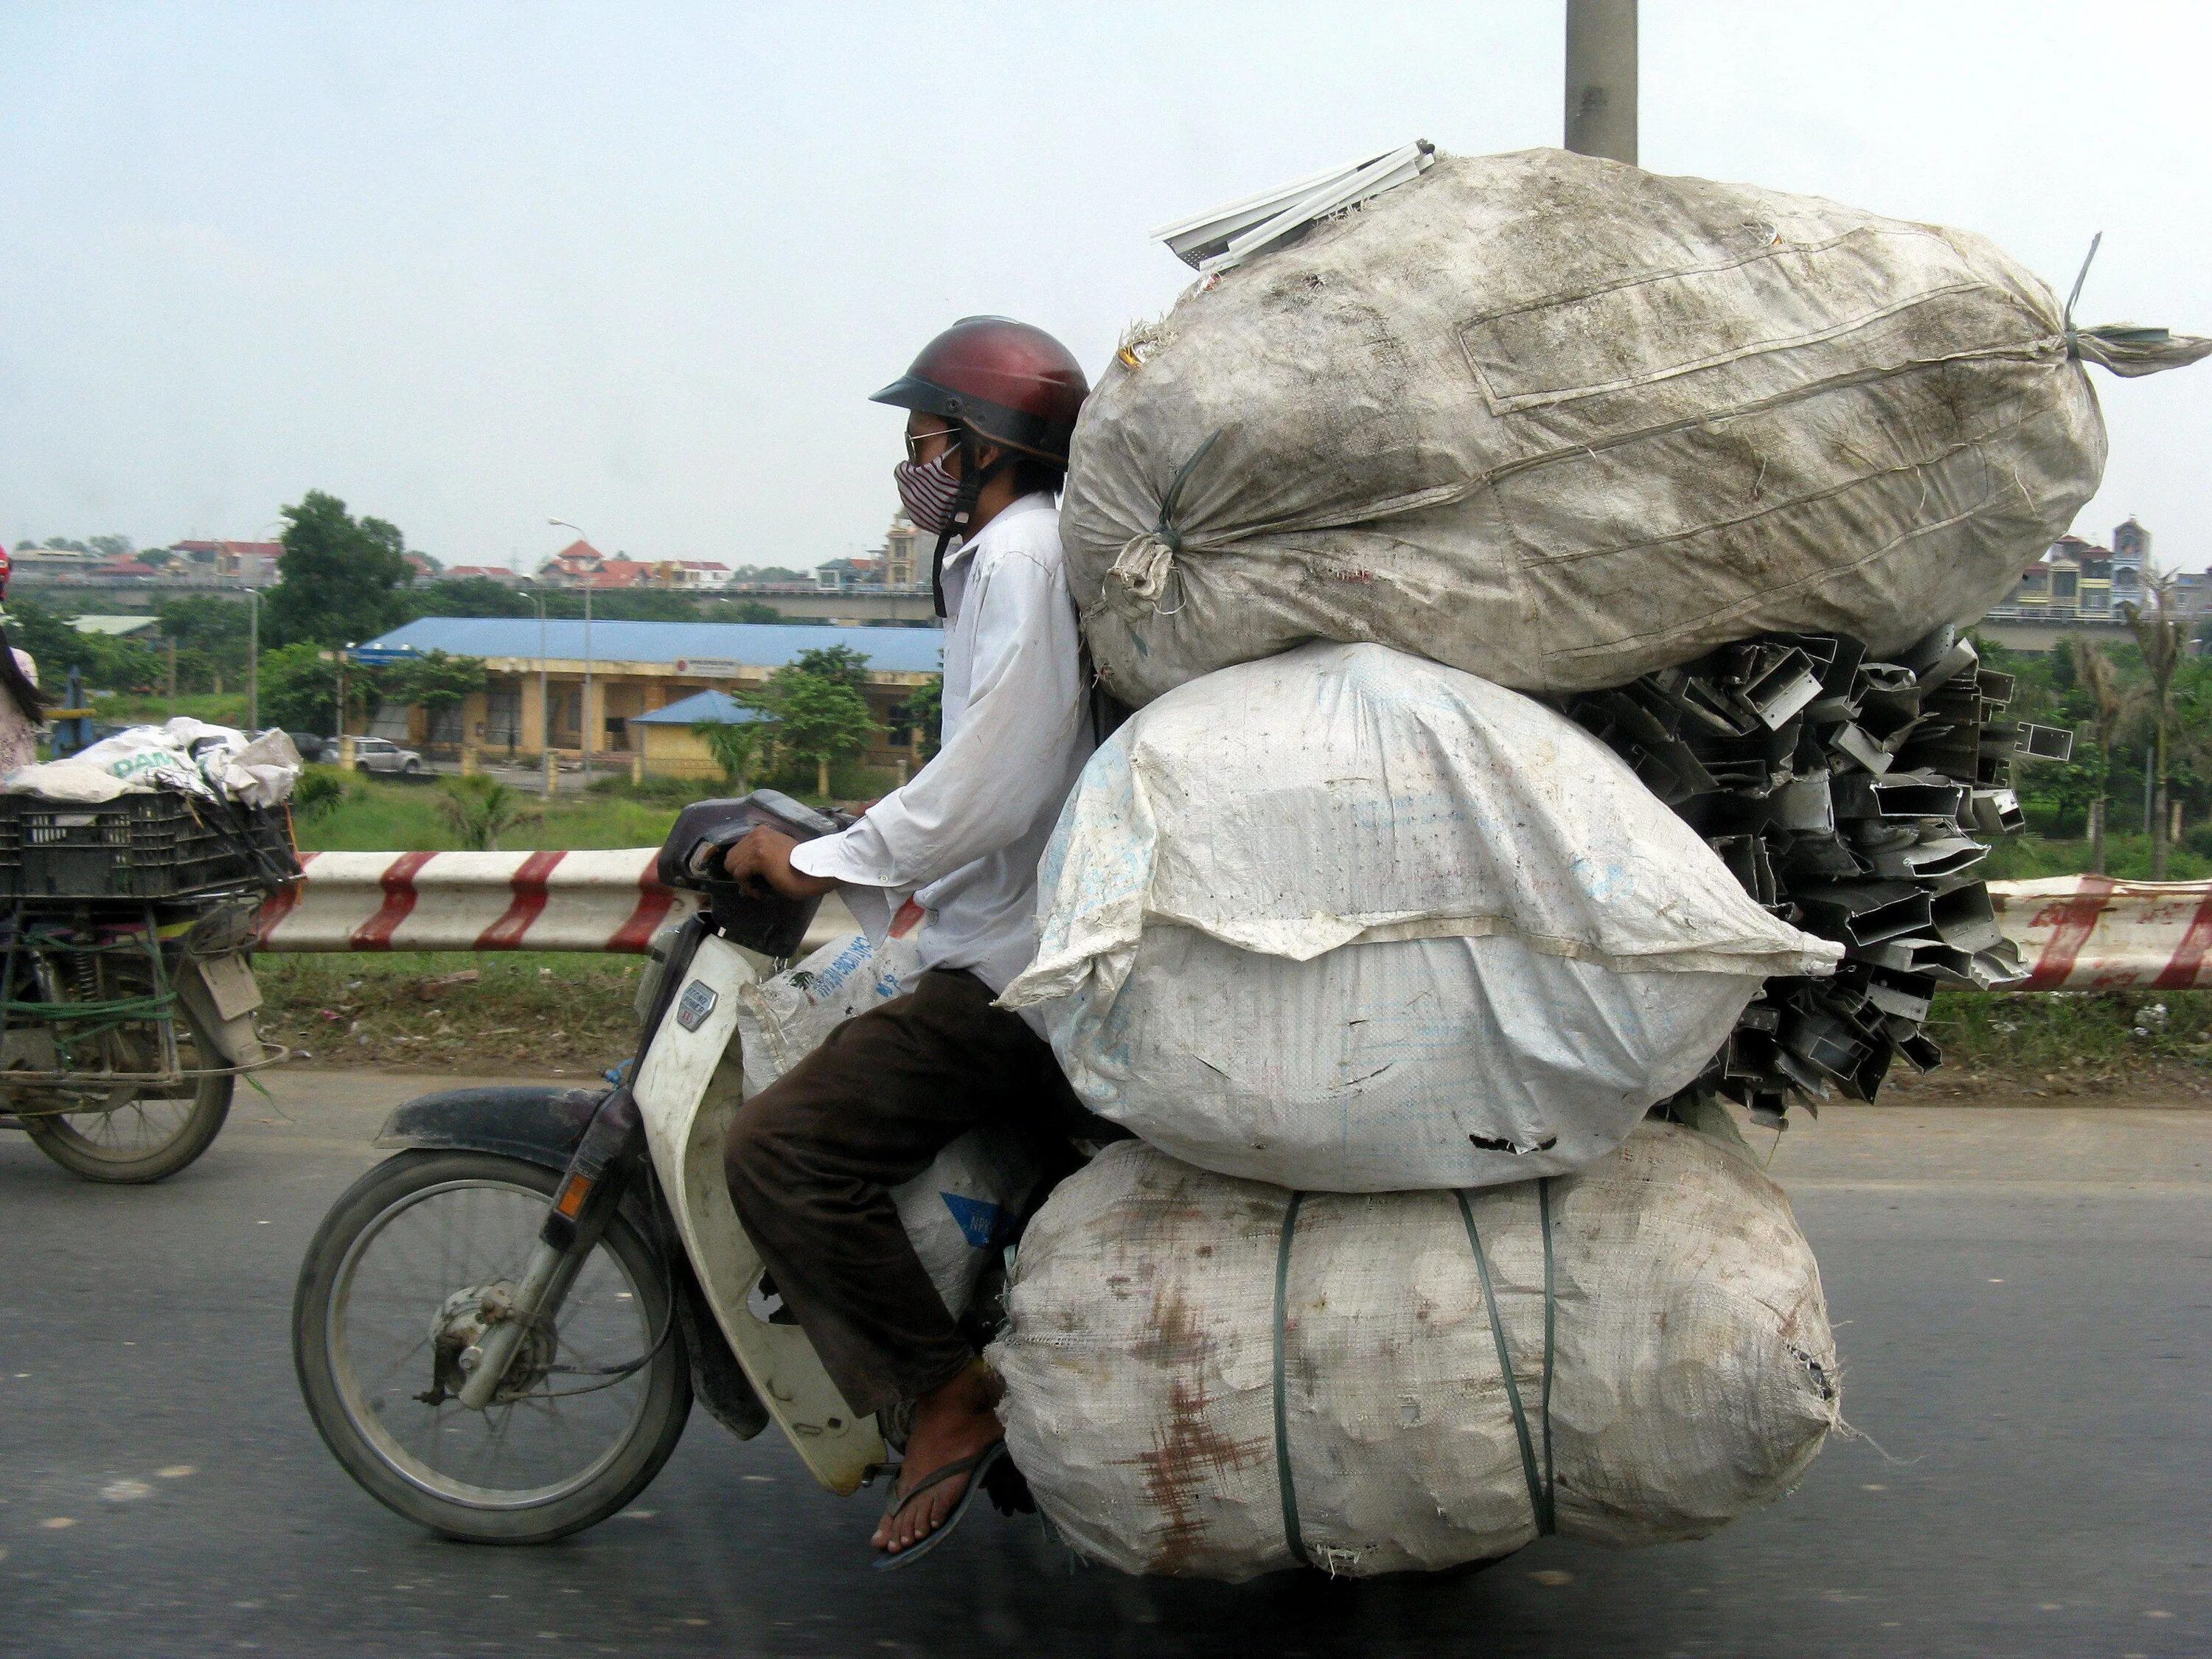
[733,928,1037,1321]
[1068,149,2199,708]
[1002,643,1840,1191]
[1043,924,1756,1189]
[990,1121,1839,1581]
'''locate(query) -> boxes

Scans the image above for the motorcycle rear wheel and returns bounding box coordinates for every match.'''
[17,999,234,1184]
[293,1150,692,1544]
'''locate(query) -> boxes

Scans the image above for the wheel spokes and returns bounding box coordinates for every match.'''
[329,1178,657,1508]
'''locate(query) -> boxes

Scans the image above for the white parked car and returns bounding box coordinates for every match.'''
[351,737,426,776]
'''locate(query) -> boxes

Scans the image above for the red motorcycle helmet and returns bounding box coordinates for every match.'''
[872,317,1089,464]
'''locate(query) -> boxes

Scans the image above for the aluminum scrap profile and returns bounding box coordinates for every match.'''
[1564,625,2068,1127]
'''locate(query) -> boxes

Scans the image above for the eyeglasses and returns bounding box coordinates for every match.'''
[903,426,961,463]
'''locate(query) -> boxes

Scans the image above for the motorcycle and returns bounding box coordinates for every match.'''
[291,792,1052,1544]
[0,786,296,1183]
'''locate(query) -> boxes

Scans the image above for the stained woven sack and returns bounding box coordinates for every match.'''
[1068,148,2207,706]
[1001,642,1839,1191]
[990,1121,1838,1581]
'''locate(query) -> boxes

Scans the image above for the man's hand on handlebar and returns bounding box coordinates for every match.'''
[721,826,839,901]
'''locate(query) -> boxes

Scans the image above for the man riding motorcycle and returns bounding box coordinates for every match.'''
[718,317,1094,1566]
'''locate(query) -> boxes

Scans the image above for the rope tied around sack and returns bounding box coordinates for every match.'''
[1106,430,1224,618]
[1271,1178,1557,1571]
[2062,232,2212,378]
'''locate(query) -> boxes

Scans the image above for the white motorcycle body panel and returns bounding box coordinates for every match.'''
[631,933,887,1495]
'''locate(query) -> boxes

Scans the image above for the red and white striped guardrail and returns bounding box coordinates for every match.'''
[251,855,2212,990]
[1989,877,2212,991]
[254,849,698,954]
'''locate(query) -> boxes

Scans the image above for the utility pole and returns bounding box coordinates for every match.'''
[335,646,351,767]
[548,520,595,785]
[1565,0,1638,165]
[535,596,554,797]
[246,587,260,732]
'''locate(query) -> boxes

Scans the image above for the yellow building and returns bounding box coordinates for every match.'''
[625,690,779,781]
[358,617,942,776]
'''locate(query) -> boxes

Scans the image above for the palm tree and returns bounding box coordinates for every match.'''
[695,713,771,793]
[2075,641,2140,875]
[436,774,534,851]
[2122,575,2185,879]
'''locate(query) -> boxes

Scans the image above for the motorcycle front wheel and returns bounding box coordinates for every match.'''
[293,1150,692,1544]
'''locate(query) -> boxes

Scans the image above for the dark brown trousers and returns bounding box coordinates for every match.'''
[723,968,1082,1419]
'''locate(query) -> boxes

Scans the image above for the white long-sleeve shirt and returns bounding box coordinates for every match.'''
[790,493,1093,1008]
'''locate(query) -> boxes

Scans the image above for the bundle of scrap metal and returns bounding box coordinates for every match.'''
[1565,628,2072,1127]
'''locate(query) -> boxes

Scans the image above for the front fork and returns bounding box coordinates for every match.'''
[455,914,710,1412]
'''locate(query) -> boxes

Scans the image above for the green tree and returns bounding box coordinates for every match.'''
[2074,641,2139,874]
[530,588,703,624]
[258,641,366,735]
[703,598,785,624]
[86,534,135,560]
[407,577,536,619]
[156,594,253,694]
[264,490,413,649]
[380,649,487,717]
[2124,577,2186,878]
[694,712,774,792]
[901,673,943,760]
[790,644,871,690]
[436,774,535,850]
[5,597,160,692]
[759,669,874,798]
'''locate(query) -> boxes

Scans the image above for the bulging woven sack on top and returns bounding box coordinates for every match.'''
[1068,147,2116,706]
[990,1121,1840,1581]
[1000,643,1840,1191]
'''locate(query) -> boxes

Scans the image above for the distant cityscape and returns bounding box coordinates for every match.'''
[5,513,937,597]
[13,513,2208,641]
[1986,517,2212,625]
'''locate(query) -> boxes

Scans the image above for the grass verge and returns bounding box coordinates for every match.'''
[1907,987,2212,1101]
[257,952,644,1076]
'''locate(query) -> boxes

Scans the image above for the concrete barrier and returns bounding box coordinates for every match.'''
[252,855,2212,990]
[254,849,697,953]
[1990,876,2212,991]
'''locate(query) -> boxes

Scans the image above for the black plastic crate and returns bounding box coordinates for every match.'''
[0,793,301,900]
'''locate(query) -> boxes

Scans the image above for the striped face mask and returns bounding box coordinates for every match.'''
[894,451,964,535]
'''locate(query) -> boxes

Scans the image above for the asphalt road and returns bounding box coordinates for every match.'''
[4,1074,2208,1659]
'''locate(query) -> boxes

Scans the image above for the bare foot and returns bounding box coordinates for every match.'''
[871,1364,1002,1557]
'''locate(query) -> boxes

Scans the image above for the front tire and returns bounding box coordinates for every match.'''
[293,1150,692,1543]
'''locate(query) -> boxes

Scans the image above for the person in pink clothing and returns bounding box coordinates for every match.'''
[0,648,39,776]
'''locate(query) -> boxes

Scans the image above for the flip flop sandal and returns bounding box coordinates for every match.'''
[872,1440,1011,1572]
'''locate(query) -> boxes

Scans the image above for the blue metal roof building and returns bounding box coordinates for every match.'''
[627,689,776,726]
[359,617,946,674]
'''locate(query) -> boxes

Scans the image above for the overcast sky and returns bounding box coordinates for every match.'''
[2,1,2206,573]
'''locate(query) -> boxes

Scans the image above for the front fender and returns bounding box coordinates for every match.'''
[372,1084,611,1172]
